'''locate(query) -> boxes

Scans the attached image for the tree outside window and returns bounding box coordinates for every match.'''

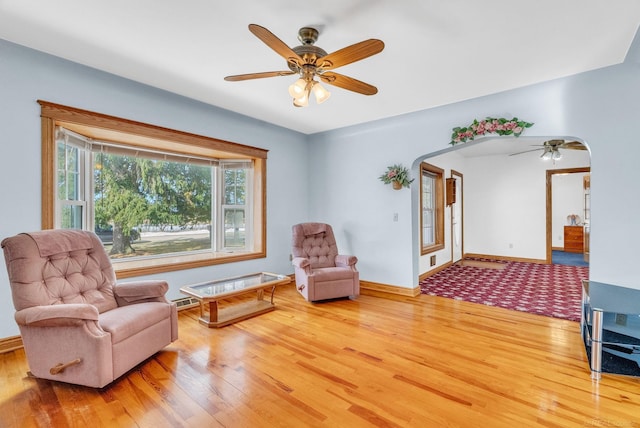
[92,152,215,256]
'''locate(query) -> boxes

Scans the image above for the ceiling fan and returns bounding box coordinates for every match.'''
[509,139,587,160]
[224,24,385,107]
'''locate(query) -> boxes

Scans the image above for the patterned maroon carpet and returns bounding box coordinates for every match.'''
[419,259,588,321]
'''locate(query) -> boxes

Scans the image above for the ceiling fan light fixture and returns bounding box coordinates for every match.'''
[311,81,331,104]
[293,94,309,107]
[552,149,563,161]
[288,78,307,98]
[292,79,330,107]
[293,83,311,107]
[541,149,553,161]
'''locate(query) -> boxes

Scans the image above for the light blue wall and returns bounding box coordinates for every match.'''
[0,39,310,338]
[309,63,640,290]
[2,36,640,338]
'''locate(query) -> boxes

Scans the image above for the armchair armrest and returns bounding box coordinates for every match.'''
[292,257,312,275]
[292,257,310,269]
[15,304,99,327]
[114,280,169,304]
[335,254,358,267]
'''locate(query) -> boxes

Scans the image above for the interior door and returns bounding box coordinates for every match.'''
[451,170,463,263]
[546,167,590,263]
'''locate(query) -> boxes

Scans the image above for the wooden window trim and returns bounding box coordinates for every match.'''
[39,100,267,279]
[420,162,445,255]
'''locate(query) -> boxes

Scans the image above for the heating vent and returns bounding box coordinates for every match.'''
[173,297,199,311]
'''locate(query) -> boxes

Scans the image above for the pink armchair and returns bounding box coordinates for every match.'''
[1,230,178,388]
[291,222,359,302]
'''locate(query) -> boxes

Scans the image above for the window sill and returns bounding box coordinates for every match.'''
[113,250,266,279]
[421,243,444,256]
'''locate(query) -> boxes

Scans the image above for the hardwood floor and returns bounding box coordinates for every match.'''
[1,284,639,427]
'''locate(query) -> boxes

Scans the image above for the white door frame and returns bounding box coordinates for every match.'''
[450,170,463,263]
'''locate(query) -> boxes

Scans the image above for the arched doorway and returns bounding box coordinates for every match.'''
[414,135,591,318]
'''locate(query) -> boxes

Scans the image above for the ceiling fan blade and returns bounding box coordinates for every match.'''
[224,71,295,81]
[248,24,303,68]
[560,141,587,150]
[319,72,378,95]
[317,39,384,70]
[509,148,543,156]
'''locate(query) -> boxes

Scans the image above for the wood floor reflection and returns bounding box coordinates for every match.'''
[0,284,638,427]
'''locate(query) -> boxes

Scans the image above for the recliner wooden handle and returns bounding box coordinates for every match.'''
[50,358,82,375]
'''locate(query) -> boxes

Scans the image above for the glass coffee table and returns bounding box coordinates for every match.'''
[180,272,291,328]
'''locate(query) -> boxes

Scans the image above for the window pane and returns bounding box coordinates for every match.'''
[60,204,83,229]
[94,152,213,258]
[57,170,66,200]
[57,144,66,200]
[422,209,434,245]
[224,169,246,205]
[422,172,435,245]
[224,208,245,248]
[57,143,80,200]
[66,146,79,199]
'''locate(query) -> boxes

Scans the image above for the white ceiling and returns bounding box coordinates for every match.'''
[1,1,640,135]
[427,136,590,161]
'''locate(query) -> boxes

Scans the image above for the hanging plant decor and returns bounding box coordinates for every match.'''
[379,164,414,189]
[450,117,534,145]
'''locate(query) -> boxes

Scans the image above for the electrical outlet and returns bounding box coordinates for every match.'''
[430,255,436,266]
[509,243,513,249]
[393,213,398,222]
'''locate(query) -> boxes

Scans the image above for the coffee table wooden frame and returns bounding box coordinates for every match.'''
[180,272,291,328]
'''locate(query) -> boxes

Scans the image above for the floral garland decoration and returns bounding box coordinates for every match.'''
[450,117,534,145]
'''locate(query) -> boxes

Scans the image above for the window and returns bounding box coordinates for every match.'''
[221,162,251,249]
[420,162,444,254]
[40,101,267,278]
[57,141,86,229]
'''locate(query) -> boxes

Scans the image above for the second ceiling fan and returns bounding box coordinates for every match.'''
[224,24,385,107]
[509,139,587,160]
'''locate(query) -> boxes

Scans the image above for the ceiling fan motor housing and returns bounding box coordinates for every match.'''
[288,45,328,72]
[298,27,319,45]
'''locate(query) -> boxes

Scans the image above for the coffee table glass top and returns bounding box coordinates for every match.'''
[181,272,288,299]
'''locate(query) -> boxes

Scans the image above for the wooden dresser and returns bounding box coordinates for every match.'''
[564,225,584,253]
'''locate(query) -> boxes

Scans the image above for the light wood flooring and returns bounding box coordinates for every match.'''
[455,259,507,270]
[0,284,639,427]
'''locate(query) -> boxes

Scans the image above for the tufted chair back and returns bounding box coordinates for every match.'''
[2,229,178,388]
[291,222,359,302]
[3,230,118,313]
[291,222,338,269]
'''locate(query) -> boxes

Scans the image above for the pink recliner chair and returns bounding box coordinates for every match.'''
[1,229,178,388]
[291,222,359,302]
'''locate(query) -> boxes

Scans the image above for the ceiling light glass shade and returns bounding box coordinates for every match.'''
[293,90,309,107]
[552,149,563,160]
[541,150,553,160]
[312,82,331,104]
[288,78,307,98]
